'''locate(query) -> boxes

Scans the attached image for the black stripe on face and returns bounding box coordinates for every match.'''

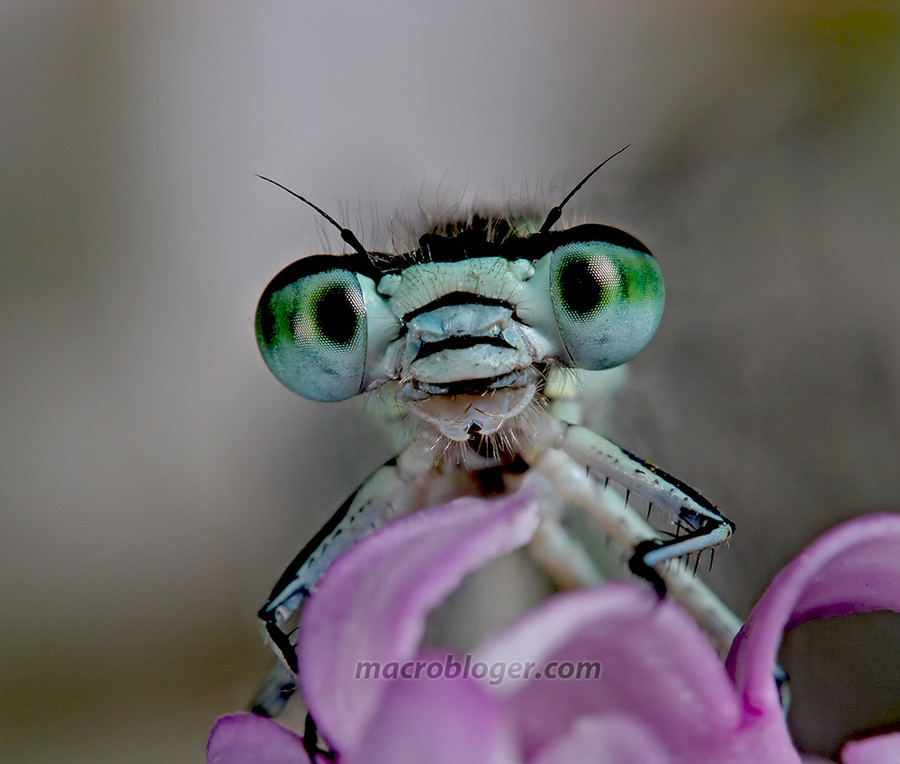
[414,335,514,362]
[402,292,513,322]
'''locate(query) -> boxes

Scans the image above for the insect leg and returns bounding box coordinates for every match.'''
[558,424,734,585]
[251,446,436,716]
[302,712,335,762]
[259,447,437,648]
[259,462,397,665]
[528,515,605,589]
[249,661,298,718]
[535,429,740,656]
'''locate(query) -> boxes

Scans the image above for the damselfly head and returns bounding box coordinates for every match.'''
[255,158,664,455]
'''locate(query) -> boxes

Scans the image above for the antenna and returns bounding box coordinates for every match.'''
[256,175,369,258]
[539,145,630,234]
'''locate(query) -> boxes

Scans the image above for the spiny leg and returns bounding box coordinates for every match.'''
[543,434,791,709]
[534,425,741,657]
[251,444,439,716]
[559,423,734,580]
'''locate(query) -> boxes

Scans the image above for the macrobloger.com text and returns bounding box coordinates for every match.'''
[355,654,602,686]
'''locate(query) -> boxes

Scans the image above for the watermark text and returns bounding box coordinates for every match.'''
[355,654,601,686]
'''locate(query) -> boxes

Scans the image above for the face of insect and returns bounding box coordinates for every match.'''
[256,220,664,443]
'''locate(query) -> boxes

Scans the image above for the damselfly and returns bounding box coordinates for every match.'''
[250,156,741,733]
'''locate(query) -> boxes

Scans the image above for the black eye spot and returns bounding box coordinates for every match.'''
[315,285,359,345]
[559,258,604,315]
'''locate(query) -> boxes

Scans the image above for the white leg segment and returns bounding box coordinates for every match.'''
[534,430,741,657]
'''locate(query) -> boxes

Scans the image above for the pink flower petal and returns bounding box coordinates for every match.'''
[343,658,520,764]
[841,732,900,764]
[727,514,900,718]
[476,584,799,762]
[206,713,306,764]
[298,476,543,755]
[529,715,669,764]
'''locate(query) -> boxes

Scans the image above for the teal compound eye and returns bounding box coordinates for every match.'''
[548,226,665,370]
[255,256,368,402]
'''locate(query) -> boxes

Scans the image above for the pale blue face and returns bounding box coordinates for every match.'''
[255,221,664,437]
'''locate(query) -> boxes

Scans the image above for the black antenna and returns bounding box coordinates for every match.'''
[539,145,630,234]
[256,175,369,258]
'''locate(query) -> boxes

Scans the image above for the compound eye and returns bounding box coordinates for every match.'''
[556,254,620,316]
[255,259,367,401]
[549,234,664,369]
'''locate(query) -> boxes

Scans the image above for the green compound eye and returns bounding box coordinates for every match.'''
[255,256,367,402]
[549,230,664,370]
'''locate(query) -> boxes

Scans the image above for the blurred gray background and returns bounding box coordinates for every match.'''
[2,2,898,761]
